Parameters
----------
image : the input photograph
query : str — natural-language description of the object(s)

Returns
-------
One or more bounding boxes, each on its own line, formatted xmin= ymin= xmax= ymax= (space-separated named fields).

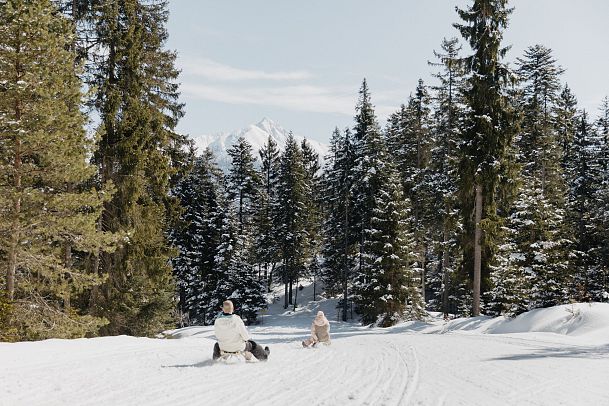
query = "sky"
xmin=166 ymin=0 xmax=609 ymax=143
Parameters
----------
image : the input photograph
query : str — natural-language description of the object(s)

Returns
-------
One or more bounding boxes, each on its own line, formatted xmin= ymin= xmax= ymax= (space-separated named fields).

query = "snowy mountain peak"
xmin=193 ymin=119 xmax=328 ymax=170
xmin=256 ymin=117 xmax=277 ymax=131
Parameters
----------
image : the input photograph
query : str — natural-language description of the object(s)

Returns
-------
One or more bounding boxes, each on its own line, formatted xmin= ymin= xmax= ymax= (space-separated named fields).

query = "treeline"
xmin=0 ymin=0 xmax=191 ymax=340
xmin=170 ymin=135 xmax=322 ymax=326
xmin=173 ymin=0 xmax=609 ymax=328
xmin=1 ymin=0 xmax=608 ymax=341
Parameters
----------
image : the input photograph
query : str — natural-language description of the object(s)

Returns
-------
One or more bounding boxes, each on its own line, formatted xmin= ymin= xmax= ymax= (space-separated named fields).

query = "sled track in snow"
xmin=400 ymin=345 xmax=420 ymax=405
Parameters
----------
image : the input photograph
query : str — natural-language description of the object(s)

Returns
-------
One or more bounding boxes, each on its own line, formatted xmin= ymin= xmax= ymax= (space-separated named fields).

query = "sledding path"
xmin=2 ymin=284 xmax=609 ymax=405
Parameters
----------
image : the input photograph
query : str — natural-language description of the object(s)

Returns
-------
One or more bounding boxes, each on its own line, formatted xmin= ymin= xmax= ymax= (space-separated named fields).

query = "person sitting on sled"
xmin=213 ymin=300 xmax=270 ymax=361
xmin=302 ymin=310 xmax=331 ymax=347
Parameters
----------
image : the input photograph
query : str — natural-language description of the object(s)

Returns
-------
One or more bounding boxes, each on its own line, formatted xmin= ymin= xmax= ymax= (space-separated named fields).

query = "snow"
xmin=192 ymin=118 xmax=329 ymax=170
xmin=2 ymin=284 xmax=609 ymax=405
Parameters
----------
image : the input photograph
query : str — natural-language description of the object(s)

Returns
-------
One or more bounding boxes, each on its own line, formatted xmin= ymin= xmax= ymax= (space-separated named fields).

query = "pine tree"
xmin=426 ymin=37 xmax=465 ymax=316
xmin=275 ymin=133 xmax=308 ymax=308
xmin=357 ymin=165 xmax=423 ymax=326
xmin=566 ymin=111 xmax=605 ymax=301
xmin=301 ymin=139 xmax=322 ymax=265
xmin=502 ymin=44 xmax=571 ymax=310
xmin=255 ymin=136 xmax=280 ymax=287
xmin=555 ymin=85 xmax=579 ymax=170
xmin=387 ymin=80 xmax=434 ymax=305
xmin=593 ymin=98 xmax=609 ymax=299
xmin=227 ymin=136 xmax=260 ymax=235
xmin=516 ymin=45 xmax=566 ymax=201
xmin=90 ymin=0 xmax=186 ymax=336
xmin=170 ymin=150 xmax=224 ymax=325
xmin=350 ymin=80 xmax=389 ymax=318
xmin=454 ymin=0 xmax=518 ymax=315
xmin=321 ymin=128 xmax=356 ymax=298
xmin=213 ymin=206 xmax=266 ymax=325
xmin=0 ymin=0 xmax=114 ymax=339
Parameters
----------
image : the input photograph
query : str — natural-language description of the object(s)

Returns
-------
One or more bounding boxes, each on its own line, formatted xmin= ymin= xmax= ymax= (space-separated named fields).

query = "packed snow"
xmin=2 ymin=282 xmax=609 ymax=406
xmin=193 ymin=117 xmax=329 ymax=170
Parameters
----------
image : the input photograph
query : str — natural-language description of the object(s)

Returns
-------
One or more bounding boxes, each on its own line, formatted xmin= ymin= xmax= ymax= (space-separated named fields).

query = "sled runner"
xmin=215 ymin=350 xmax=259 ymax=364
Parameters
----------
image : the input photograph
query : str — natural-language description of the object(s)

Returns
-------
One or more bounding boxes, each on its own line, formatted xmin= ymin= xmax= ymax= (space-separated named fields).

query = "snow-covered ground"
xmin=2 ymin=282 xmax=609 ymax=406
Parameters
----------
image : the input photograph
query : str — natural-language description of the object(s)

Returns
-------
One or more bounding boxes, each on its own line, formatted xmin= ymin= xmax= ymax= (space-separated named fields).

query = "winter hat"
xmin=313 ymin=311 xmax=329 ymax=326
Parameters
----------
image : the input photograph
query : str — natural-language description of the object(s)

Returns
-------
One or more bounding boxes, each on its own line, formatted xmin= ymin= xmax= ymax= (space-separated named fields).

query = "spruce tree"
xmin=301 ymin=139 xmax=323 ymax=266
xmin=357 ymin=164 xmax=423 ymax=326
xmin=516 ymin=45 xmax=566 ymax=201
xmin=566 ymin=112 xmax=605 ymax=301
xmin=388 ymin=80 xmax=434 ymax=304
xmin=90 ymin=0 xmax=186 ymax=335
xmin=170 ymin=150 xmax=224 ymax=325
xmin=593 ymin=98 xmax=609 ymax=295
xmin=0 ymin=0 xmax=114 ymax=339
xmin=275 ymin=133 xmax=308 ymax=308
xmin=321 ymin=128 xmax=355 ymax=297
xmin=454 ymin=0 xmax=518 ymax=315
xmin=426 ymin=37 xmax=465 ymax=316
xmin=213 ymin=205 xmax=266 ymax=325
xmin=350 ymin=80 xmax=389 ymax=318
xmin=555 ymin=85 xmax=579 ymax=169
xmin=255 ymin=136 xmax=280 ymax=287
xmin=227 ymin=136 xmax=260 ymax=235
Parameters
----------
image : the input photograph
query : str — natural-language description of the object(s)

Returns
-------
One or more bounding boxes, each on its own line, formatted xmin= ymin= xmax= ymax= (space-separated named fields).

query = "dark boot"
xmin=213 ymin=342 xmax=221 ymax=360
xmin=247 ymin=340 xmax=269 ymax=361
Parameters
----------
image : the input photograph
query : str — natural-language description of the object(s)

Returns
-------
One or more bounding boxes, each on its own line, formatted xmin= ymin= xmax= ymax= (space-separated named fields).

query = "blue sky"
xmin=167 ymin=0 xmax=609 ymax=143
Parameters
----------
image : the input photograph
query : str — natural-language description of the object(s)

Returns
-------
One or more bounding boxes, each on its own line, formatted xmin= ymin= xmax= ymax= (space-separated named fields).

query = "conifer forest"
xmin=1 ymin=0 xmax=608 ymax=342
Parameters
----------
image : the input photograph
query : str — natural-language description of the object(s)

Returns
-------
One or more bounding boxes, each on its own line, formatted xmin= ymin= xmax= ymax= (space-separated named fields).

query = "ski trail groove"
xmin=401 ymin=345 xmax=419 ymax=405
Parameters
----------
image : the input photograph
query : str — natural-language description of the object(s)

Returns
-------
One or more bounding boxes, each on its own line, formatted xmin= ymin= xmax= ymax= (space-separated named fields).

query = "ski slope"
xmin=2 ymin=282 xmax=609 ymax=406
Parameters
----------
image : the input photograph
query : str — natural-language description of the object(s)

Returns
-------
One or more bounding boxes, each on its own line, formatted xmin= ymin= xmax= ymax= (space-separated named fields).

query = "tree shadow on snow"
xmin=487 ymin=344 xmax=609 ymax=361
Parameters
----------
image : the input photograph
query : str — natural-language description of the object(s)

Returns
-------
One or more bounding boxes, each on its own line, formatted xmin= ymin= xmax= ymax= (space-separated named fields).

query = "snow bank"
xmin=486 ymin=303 xmax=609 ymax=342
xmin=420 ymin=303 xmax=609 ymax=345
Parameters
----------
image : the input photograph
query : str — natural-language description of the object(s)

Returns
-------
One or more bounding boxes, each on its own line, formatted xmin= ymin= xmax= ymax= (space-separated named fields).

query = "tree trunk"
xmin=7 ymin=56 xmax=23 ymax=300
xmin=283 ymin=278 xmax=288 ymax=309
xmin=442 ymin=226 xmax=450 ymax=319
xmin=288 ymin=277 xmax=293 ymax=305
xmin=268 ymin=263 xmax=275 ymax=290
xmin=293 ymin=276 xmax=299 ymax=311
xmin=473 ymin=184 xmax=483 ymax=316
xmin=343 ymin=197 xmax=349 ymax=322
xmin=420 ymin=247 xmax=426 ymax=304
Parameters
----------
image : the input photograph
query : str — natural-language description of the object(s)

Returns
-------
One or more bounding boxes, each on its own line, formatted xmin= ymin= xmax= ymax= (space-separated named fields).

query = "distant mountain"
xmin=192 ymin=118 xmax=329 ymax=170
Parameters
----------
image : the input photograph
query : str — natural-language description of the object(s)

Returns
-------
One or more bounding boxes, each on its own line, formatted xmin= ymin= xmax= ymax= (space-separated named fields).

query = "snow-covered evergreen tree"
xmin=497 ymin=44 xmax=571 ymax=311
xmin=350 ymin=80 xmax=424 ymax=324
xmin=386 ymin=80 xmax=435 ymax=305
xmin=565 ymin=111 xmax=605 ymax=301
xmin=213 ymin=207 xmax=266 ymax=325
xmin=425 ymin=37 xmax=465 ymax=316
xmin=274 ymin=133 xmax=309 ymax=308
xmin=170 ymin=150 xmax=226 ymax=325
xmin=321 ymin=128 xmax=356 ymax=297
xmin=255 ymin=136 xmax=281 ymax=287
xmin=227 ymin=136 xmax=261 ymax=236
xmin=454 ymin=0 xmax=519 ymax=315
xmin=555 ymin=85 xmax=579 ymax=170
xmin=357 ymin=165 xmax=423 ymax=326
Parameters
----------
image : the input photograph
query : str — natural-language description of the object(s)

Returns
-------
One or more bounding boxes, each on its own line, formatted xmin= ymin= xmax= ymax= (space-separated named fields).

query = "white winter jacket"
xmin=214 ymin=313 xmax=250 ymax=352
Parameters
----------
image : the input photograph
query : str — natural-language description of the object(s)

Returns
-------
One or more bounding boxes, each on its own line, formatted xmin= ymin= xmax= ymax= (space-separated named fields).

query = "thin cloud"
xmin=182 ymin=82 xmax=399 ymax=117
xmin=181 ymin=83 xmax=352 ymax=114
xmin=180 ymin=57 xmax=313 ymax=81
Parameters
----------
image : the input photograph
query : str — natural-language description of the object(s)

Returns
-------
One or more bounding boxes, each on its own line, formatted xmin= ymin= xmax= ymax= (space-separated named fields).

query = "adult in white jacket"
xmin=213 ymin=300 xmax=270 ymax=361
